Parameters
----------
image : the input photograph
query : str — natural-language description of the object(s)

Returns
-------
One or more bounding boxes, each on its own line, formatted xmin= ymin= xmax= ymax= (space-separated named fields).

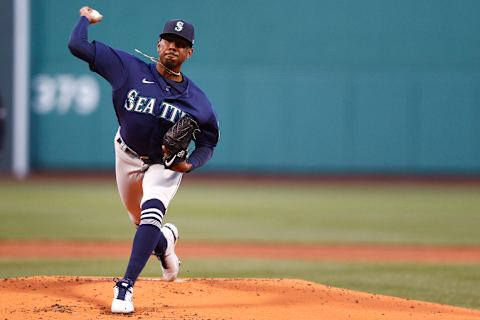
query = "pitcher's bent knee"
xmin=139 ymin=199 xmax=166 ymax=229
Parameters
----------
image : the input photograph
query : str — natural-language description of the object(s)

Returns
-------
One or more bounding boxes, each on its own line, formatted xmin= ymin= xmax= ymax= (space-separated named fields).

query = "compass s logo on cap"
xmin=175 ymin=21 xmax=184 ymax=31
xmin=160 ymin=19 xmax=195 ymax=47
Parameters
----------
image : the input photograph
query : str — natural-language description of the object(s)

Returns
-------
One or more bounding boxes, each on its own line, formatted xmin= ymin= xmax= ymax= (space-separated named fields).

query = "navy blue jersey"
xmin=69 ymin=17 xmax=219 ymax=169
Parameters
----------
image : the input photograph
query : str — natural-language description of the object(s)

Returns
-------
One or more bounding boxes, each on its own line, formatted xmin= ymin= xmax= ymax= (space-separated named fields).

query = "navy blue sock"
xmin=154 ymin=233 xmax=168 ymax=256
xmin=124 ymin=199 xmax=167 ymax=284
xmin=124 ymin=224 xmax=160 ymax=284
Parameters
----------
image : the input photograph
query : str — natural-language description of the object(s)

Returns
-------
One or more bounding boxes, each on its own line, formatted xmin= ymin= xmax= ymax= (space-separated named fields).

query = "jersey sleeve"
xmin=196 ymin=112 xmax=219 ymax=148
xmin=188 ymin=145 xmax=213 ymax=171
xmin=187 ymin=112 xmax=219 ymax=171
xmin=89 ymin=41 xmax=128 ymax=90
xmin=68 ymin=17 xmax=127 ymax=90
xmin=68 ymin=17 xmax=95 ymax=62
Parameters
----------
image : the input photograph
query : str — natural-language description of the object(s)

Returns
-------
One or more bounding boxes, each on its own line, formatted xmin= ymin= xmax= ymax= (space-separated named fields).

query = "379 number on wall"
xmin=32 ymin=74 xmax=100 ymax=115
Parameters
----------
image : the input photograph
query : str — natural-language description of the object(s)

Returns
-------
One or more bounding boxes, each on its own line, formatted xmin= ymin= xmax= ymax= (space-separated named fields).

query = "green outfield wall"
xmin=0 ymin=1 xmax=13 ymax=171
xmin=29 ymin=0 xmax=480 ymax=173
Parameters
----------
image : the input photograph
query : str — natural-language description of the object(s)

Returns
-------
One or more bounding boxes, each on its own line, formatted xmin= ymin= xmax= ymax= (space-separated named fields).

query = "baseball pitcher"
xmin=68 ymin=6 xmax=219 ymax=314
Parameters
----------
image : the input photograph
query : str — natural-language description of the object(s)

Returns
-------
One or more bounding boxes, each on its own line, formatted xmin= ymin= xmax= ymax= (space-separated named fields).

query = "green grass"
xmin=1 ymin=178 xmax=479 ymax=310
xmin=0 ymin=258 xmax=479 ymax=310
xmin=0 ymin=179 xmax=479 ymax=244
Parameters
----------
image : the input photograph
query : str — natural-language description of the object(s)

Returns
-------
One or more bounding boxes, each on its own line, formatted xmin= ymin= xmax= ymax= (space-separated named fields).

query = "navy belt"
xmin=116 ymin=137 xmax=152 ymax=164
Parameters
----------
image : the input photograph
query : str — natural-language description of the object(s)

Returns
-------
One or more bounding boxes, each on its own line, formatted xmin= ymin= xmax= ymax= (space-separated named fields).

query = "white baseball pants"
xmin=114 ymin=129 xmax=183 ymax=225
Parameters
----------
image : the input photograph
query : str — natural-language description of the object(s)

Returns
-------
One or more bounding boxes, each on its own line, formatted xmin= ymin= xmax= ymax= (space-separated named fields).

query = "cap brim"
xmin=160 ymin=32 xmax=193 ymax=47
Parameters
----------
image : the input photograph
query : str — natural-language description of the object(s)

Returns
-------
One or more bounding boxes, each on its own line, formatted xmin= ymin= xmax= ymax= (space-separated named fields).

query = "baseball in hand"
xmin=90 ymin=9 xmax=103 ymax=21
xmin=79 ymin=6 xmax=103 ymax=24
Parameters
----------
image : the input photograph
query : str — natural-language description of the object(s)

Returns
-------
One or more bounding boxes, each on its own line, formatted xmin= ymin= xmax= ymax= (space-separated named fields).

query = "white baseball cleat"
xmin=111 ymin=278 xmax=134 ymax=314
xmin=159 ymin=223 xmax=180 ymax=281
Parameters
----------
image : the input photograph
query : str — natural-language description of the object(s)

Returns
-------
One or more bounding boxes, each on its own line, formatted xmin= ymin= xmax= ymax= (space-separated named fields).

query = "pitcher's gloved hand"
xmin=162 ymin=115 xmax=200 ymax=170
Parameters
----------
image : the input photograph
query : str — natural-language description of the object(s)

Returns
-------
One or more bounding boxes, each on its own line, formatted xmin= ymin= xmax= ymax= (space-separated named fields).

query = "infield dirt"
xmin=2 ymin=241 xmax=480 ymax=319
xmin=2 ymin=276 xmax=480 ymax=320
xmin=2 ymin=241 xmax=480 ymax=262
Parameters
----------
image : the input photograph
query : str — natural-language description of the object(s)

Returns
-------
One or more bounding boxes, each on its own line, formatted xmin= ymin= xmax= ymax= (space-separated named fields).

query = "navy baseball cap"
xmin=160 ymin=19 xmax=195 ymax=47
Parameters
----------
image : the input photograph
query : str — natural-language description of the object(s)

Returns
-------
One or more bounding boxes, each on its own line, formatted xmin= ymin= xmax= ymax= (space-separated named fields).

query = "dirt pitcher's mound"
xmin=1 ymin=276 xmax=479 ymax=320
